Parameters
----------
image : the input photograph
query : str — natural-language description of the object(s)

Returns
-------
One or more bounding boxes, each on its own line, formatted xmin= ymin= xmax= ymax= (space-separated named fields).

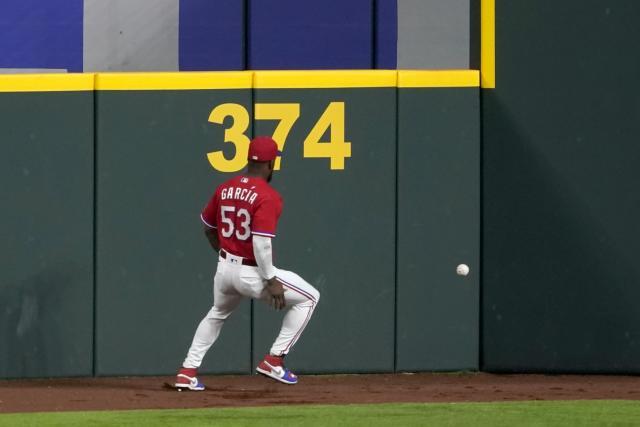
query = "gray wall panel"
xmin=398 ymin=0 xmax=470 ymax=69
xmin=83 ymin=0 xmax=179 ymax=72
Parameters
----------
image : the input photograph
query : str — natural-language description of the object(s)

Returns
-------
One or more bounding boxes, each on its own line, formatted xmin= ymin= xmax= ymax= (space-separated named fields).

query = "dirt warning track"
xmin=2 ymin=373 xmax=640 ymax=413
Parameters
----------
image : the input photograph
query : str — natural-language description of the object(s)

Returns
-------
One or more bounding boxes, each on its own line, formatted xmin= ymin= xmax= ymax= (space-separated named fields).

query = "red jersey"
xmin=201 ymin=175 xmax=282 ymax=261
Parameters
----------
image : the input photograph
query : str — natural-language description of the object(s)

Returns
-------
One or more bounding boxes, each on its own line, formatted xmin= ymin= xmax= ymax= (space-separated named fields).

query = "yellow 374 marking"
xmin=206 ymin=103 xmax=251 ymax=173
xmin=303 ymin=102 xmax=351 ymax=170
xmin=254 ymin=103 xmax=300 ymax=171
xmin=207 ymin=102 xmax=351 ymax=173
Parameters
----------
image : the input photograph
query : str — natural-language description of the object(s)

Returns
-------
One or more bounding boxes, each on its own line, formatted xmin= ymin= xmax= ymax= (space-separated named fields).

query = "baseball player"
xmin=175 ymin=136 xmax=320 ymax=390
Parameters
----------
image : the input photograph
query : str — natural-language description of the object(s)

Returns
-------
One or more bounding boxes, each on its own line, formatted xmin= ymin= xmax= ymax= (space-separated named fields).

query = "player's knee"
xmin=207 ymin=306 xmax=232 ymax=320
xmin=310 ymin=287 xmax=320 ymax=304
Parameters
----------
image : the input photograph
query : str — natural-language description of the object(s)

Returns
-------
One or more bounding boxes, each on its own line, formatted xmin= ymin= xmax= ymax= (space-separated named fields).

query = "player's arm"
xmin=204 ymin=225 xmax=220 ymax=252
xmin=253 ymin=235 xmax=276 ymax=280
xmin=252 ymin=196 xmax=285 ymax=309
xmin=201 ymin=189 xmax=220 ymax=253
xmin=253 ymin=236 xmax=285 ymax=310
xmin=251 ymin=196 xmax=279 ymax=280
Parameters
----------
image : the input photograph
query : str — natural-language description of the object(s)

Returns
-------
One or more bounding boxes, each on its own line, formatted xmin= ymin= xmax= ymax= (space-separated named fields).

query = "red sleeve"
xmin=201 ymin=189 xmax=219 ymax=229
xmin=251 ymin=196 xmax=281 ymax=238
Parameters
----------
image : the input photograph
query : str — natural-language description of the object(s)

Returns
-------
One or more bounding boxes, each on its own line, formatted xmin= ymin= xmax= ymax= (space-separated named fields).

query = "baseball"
xmin=456 ymin=264 xmax=470 ymax=276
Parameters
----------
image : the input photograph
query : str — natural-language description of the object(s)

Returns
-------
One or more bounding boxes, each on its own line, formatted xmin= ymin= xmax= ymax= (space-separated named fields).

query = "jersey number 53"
xmin=220 ymin=206 xmax=251 ymax=241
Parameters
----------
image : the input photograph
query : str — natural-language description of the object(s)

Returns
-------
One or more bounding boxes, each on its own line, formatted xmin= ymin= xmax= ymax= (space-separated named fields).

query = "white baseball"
xmin=456 ymin=264 xmax=470 ymax=276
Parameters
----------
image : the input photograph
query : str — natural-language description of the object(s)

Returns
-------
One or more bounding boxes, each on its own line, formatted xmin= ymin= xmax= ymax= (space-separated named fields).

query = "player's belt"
xmin=219 ymin=249 xmax=258 ymax=267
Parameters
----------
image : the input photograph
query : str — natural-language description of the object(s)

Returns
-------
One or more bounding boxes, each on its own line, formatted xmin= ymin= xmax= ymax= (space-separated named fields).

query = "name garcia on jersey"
xmin=220 ymin=186 xmax=259 ymax=205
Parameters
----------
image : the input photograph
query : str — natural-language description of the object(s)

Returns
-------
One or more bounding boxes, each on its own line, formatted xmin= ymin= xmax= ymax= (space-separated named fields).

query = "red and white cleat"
xmin=175 ymin=367 xmax=205 ymax=391
xmin=256 ymin=355 xmax=298 ymax=385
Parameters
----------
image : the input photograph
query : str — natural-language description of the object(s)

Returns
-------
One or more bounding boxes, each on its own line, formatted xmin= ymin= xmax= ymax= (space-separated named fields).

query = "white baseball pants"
xmin=182 ymin=254 xmax=320 ymax=369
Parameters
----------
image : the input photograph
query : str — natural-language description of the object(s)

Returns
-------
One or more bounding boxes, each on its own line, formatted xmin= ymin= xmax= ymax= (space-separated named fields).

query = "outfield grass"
xmin=1 ymin=400 xmax=639 ymax=427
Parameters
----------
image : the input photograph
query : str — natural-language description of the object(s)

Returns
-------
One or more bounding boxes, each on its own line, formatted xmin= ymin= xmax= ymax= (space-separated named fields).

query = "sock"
xmin=265 ymin=354 xmax=283 ymax=366
xmin=179 ymin=367 xmax=197 ymax=377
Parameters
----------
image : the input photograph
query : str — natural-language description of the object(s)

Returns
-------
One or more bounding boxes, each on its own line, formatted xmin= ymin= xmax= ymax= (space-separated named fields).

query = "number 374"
xmin=207 ymin=102 xmax=351 ymax=172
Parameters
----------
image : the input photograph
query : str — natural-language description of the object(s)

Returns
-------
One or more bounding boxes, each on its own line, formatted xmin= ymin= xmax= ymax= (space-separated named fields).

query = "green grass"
xmin=1 ymin=400 xmax=640 ymax=427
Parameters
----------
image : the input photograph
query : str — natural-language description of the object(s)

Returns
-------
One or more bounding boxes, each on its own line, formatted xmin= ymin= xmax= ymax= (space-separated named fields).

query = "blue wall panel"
xmin=179 ymin=0 xmax=245 ymax=71
xmin=0 ymin=0 xmax=83 ymax=71
xmin=248 ymin=0 xmax=373 ymax=69
xmin=375 ymin=0 xmax=397 ymax=68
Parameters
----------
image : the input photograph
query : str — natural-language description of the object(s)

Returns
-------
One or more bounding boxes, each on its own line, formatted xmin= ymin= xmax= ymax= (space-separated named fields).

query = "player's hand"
xmin=266 ymin=277 xmax=286 ymax=310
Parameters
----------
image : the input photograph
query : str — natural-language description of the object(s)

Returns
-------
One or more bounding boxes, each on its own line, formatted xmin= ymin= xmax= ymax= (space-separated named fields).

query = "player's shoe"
xmin=256 ymin=354 xmax=298 ymax=385
xmin=175 ymin=367 xmax=205 ymax=391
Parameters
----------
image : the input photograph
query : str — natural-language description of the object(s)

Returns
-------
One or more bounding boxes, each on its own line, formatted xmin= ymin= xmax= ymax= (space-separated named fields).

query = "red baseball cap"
xmin=248 ymin=136 xmax=281 ymax=162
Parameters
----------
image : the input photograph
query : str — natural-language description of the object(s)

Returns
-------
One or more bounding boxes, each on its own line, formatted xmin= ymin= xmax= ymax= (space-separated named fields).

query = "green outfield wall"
xmin=93 ymin=73 xmax=254 ymax=376
xmin=482 ymin=0 xmax=640 ymax=372
xmin=0 ymin=70 xmax=479 ymax=378
xmin=5 ymin=1 xmax=639 ymax=379
xmin=397 ymin=72 xmax=480 ymax=371
xmin=251 ymin=72 xmax=398 ymax=373
xmin=0 ymin=75 xmax=94 ymax=378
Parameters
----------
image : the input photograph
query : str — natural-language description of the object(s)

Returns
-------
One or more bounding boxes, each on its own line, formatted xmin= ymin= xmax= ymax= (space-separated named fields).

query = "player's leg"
xmin=270 ymin=269 xmax=320 ymax=355
xmin=181 ymin=292 xmax=243 ymax=369
xmin=176 ymin=262 xmax=242 ymax=390
xmin=237 ymin=264 xmax=270 ymax=299
xmin=256 ymin=268 xmax=320 ymax=385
